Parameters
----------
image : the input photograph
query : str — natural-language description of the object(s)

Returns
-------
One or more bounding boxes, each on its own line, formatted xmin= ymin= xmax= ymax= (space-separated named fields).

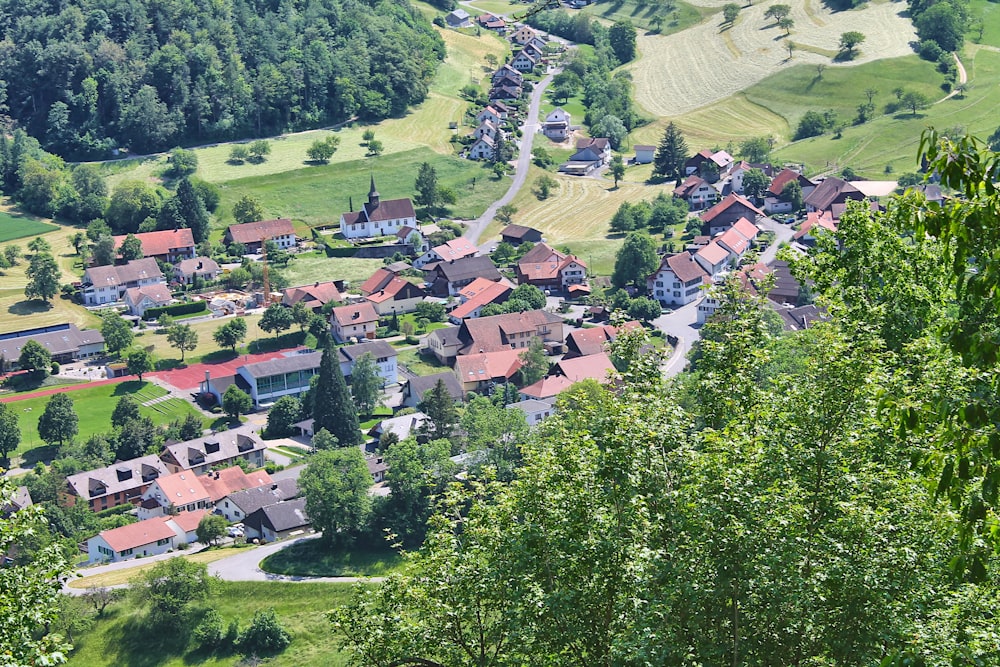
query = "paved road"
xmin=465 ymin=70 xmax=556 ymax=246
xmin=756 ymin=215 xmax=796 ymax=265
xmin=652 ymin=300 xmax=702 ymax=378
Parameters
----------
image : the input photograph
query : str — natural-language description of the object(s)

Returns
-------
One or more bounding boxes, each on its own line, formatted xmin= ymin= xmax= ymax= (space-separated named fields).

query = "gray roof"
xmin=406 ymin=371 xmax=464 ymax=403
xmin=65 ymin=455 xmax=169 ymax=501
xmin=427 ymin=326 xmax=463 ymax=348
xmin=246 ymin=497 xmax=310 ymax=533
xmin=435 ymin=256 xmax=501 ymax=283
xmin=161 ymin=427 xmax=266 ymax=470
xmin=176 ymin=256 xmax=220 ymax=275
xmin=0 ymin=323 xmax=104 ymax=361
xmin=225 ymin=479 xmax=299 ymax=516
xmin=507 ymin=398 xmax=555 ymax=415
xmin=240 ymin=351 xmax=322 ymax=379
xmin=338 ymin=340 xmax=397 ymax=363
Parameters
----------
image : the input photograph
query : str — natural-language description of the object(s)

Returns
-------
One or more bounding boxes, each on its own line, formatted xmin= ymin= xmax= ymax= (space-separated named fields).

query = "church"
xmin=339 ymin=176 xmax=418 ymax=239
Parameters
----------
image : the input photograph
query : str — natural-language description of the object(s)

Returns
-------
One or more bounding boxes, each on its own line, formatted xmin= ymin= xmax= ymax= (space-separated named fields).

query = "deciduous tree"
xmin=213 ymin=317 xmax=247 ymax=352
xmin=300 ymin=447 xmax=372 ymax=546
xmin=232 ymin=195 xmax=264 ymax=224
xmin=18 ymin=340 xmax=52 ymax=375
xmin=0 ymin=402 xmax=20 ymax=464
xmin=260 ymin=303 xmax=293 ymax=338
xmin=612 ymin=231 xmax=659 ymax=289
xmin=166 ymin=324 xmax=198 ymax=362
xmin=127 ymin=348 xmax=154 ymax=381
xmin=196 ymin=514 xmax=227 ymax=546
xmin=101 ymin=312 xmax=134 ymax=357
xmin=350 ymin=353 xmax=383 ymax=418
xmin=222 ymin=385 xmax=252 ymax=421
xmin=38 ymin=393 xmax=78 ymax=446
xmin=25 ymin=252 xmax=59 ymax=302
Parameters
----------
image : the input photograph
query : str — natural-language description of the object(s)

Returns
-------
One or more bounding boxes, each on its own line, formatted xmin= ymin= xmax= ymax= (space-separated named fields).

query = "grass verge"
xmin=69 ymin=544 xmax=258 ymax=589
xmin=260 ymin=538 xmax=404 ymax=578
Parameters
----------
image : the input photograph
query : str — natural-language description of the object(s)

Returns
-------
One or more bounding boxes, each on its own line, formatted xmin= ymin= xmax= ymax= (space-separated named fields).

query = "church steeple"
xmin=367 ymin=174 xmax=380 ymax=208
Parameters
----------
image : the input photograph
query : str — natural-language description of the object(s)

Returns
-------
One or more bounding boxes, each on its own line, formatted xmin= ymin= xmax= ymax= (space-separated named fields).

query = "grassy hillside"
xmin=65 ymin=581 xmax=359 ymax=667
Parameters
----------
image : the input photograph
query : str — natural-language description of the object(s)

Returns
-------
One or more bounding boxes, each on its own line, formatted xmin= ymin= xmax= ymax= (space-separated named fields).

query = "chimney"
xmin=314 ymin=282 xmax=319 ymax=287
xmin=205 ymin=370 xmax=210 ymax=383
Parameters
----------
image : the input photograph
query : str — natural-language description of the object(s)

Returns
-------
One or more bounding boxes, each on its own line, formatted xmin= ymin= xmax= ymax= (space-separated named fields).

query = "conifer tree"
xmin=176 ymin=177 xmax=210 ymax=243
xmin=418 ymin=379 xmax=460 ymax=442
xmin=653 ymin=122 xmax=689 ymax=181
xmin=312 ymin=336 xmax=362 ymax=447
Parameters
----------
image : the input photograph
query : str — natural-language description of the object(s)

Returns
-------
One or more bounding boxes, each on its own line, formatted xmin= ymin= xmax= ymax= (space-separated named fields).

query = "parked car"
xmin=227 ymin=523 xmax=244 ymax=537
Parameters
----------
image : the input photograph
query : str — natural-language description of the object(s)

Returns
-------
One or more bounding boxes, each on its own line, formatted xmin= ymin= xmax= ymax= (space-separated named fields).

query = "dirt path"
xmin=936 ymin=52 xmax=968 ymax=103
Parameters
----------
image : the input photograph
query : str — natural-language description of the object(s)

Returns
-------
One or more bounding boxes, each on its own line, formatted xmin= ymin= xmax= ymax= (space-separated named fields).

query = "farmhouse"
xmin=281 ymin=281 xmax=344 ymax=311
xmin=501 ymin=224 xmax=544 ymax=246
xmin=338 ymin=339 xmax=398 ymax=386
xmin=339 ymin=177 xmax=418 ymax=239
xmin=478 ymin=13 xmax=506 ymax=30
xmin=449 ymin=277 xmax=514 ymax=322
xmin=700 ymin=194 xmax=764 ymax=235
xmin=224 ymin=218 xmax=297 ymax=252
xmin=455 ymin=349 xmax=523 ymax=393
xmin=674 ymin=175 xmax=718 ymax=210
xmin=0 ymin=323 xmax=105 ymax=371
xmin=804 ymin=177 xmax=866 ymax=214
xmin=647 ymin=253 xmax=710 ymax=306
xmin=174 ymin=257 xmax=221 ymax=284
xmin=428 ymin=255 xmax=503 ymax=296
xmin=161 ymin=428 xmax=267 ymax=474
xmin=559 ymin=138 xmax=611 ymax=175
xmin=764 ymin=168 xmax=816 ymax=214
xmin=64 ymin=455 xmax=169 ymax=511
xmin=543 ymin=108 xmax=571 ymax=141
xmin=330 ymin=302 xmax=380 ymax=342
xmin=402 ymin=371 xmax=464 ymax=408
xmin=112 ymin=228 xmax=195 ymax=263
xmin=82 ymin=257 xmax=164 ymax=305
xmin=515 ymin=243 xmax=587 ymax=292
xmin=563 ymin=321 xmax=640 ymax=359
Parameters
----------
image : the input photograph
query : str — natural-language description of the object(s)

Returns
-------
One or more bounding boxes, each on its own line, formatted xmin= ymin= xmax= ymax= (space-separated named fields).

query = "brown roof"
xmin=663 ymin=253 xmax=709 ymax=284
xmin=674 ymin=175 xmax=710 ymax=198
xmin=363 ymin=197 xmax=416 ymax=223
xmin=331 ymin=302 xmax=379 ymax=327
xmin=359 ymin=268 xmax=397 ymax=296
xmin=282 ymin=281 xmax=343 ymax=307
xmin=112 ymin=229 xmax=194 ymax=258
xmin=803 ymin=177 xmax=863 ymax=212
xmin=460 ymin=309 xmax=562 ymax=354
xmin=576 ymin=137 xmax=610 ymax=152
xmin=501 ymin=224 xmax=541 ymax=240
xmin=455 ymin=349 xmax=523 ymax=383
xmin=564 ymin=322 xmax=639 ymax=358
xmin=366 ymin=277 xmax=422 ymax=304
xmin=701 ymin=194 xmax=763 ymax=224
xmin=435 ymin=256 xmax=502 ymax=284
xmin=125 ymin=284 xmax=173 ymax=306
xmin=553 ymin=351 xmax=615 ymax=383
xmin=226 ymin=219 xmax=296 ymax=245
xmin=99 ymin=516 xmax=177 ymax=552
xmin=767 ymin=168 xmax=812 ymax=197
xmin=176 ymin=257 xmax=220 ymax=276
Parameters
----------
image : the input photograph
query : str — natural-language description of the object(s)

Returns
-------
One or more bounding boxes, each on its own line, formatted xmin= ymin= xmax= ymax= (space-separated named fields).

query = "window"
xmin=122 ymin=548 xmax=134 ymax=556
xmin=156 ymin=538 xmax=170 ymax=546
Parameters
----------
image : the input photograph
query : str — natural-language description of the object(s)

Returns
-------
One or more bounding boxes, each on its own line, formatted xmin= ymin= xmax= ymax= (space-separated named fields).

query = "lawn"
xmin=281 ymin=252 xmax=387 ymax=291
xmin=968 ymin=0 xmax=1000 ymax=48
xmin=579 ymin=0 xmax=710 ymax=33
xmin=64 ymin=581 xmax=360 ymax=667
xmin=260 ymin=538 xmax=405 ymax=577
xmin=8 ymin=380 xmax=207 ymax=461
xmin=69 ymin=544 xmax=260 ymax=589
xmin=0 ymin=210 xmax=59 ymax=242
xmin=397 ymin=347 xmax=450 ymax=376
xmin=213 ymin=148 xmax=508 ymax=230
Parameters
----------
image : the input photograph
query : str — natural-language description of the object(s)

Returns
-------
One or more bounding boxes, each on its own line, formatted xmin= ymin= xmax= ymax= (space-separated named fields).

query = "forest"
xmin=0 ymin=0 xmax=446 ymax=158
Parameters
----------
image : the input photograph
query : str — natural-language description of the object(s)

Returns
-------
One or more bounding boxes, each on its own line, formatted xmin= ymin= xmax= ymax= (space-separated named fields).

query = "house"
xmin=724 ymin=160 xmax=768 ymax=196
xmin=3 ymin=486 xmax=32 ymax=516
xmin=138 ymin=470 xmax=210 ymax=518
xmin=112 ymin=228 xmax=195 ymax=263
xmin=634 ymin=145 xmax=655 ymax=164
xmin=501 ymin=224 xmax=543 ymax=246
xmin=476 ymin=105 xmax=505 ymax=126
xmin=522 ymin=38 xmax=546 ymax=59
xmin=514 ymin=243 xmax=587 ymax=292
xmin=519 ymin=352 xmax=616 ymax=400
xmin=338 ymin=339 xmax=398 ymax=386
xmin=793 ymin=211 xmax=838 ymax=246
xmin=459 ymin=309 xmax=564 ymax=355
xmin=445 ymin=8 xmax=471 ymax=26
xmin=804 ymin=177 xmax=866 ymax=214
xmin=468 ymin=135 xmax=496 ymax=161
xmin=511 ymin=50 xmax=538 ymax=72
xmin=510 ymin=25 xmax=539 ymax=45
xmin=507 ymin=398 xmax=556 ymax=426
xmin=674 ymin=175 xmax=718 ymax=210
xmin=563 ymin=321 xmax=640 ymax=359
xmin=340 ymin=176 xmax=418 ymax=240
xmin=88 ymin=515 xmax=179 ymax=563
xmin=174 ymin=257 xmax=221 ymax=284
xmin=701 ymin=194 xmax=764 ymax=235
xmin=543 ymin=108 xmax=571 ymax=141
xmin=217 ymin=478 xmax=299 ymax=523
xmin=684 ymin=149 xmax=733 ymax=177
xmin=415 ymin=236 xmax=480 ymax=269
xmin=359 ymin=268 xmax=399 ymax=296
xmin=371 ymin=412 xmax=428 ymax=443
xmin=693 ymin=241 xmax=731 ymax=278
xmin=478 ymin=13 xmax=506 ymax=30
xmin=759 ymin=260 xmax=804 ymax=305
xmin=281 ymin=281 xmax=344 ymax=311
xmin=124 ymin=284 xmax=174 ymax=318
xmin=474 ymin=119 xmax=503 ymax=142
xmin=764 ymin=169 xmax=816 ymax=214
xmin=493 ymin=75 xmax=522 ymax=91
xmin=647 ymin=253 xmax=710 ymax=306
xmin=489 ymin=85 xmax=521 ymax=101
xmin=715 ymin=218 xmax=759 ymax=261
xmin=82 ymin=257 xmax=164 ymax=305
xmin=330 ymin=302 xmax=380 ymax=342
xmin=449 ymin=278 xmax=514 ymax=322
xmin=224 ymin=218 xmax=297 ymax=252
xmin=771 ymin=302 xmax=828 ymax=331
xmin=429 ymin=256 xmax=503 ymax=297
xmin=199 ymin=467 xmax=274 ymax=505
xmin=0 ymin=323 xmax=105 ymax=371
xmin=64 ymin=455 xmax=169 ymax=511
xmin=243 ymin=497 xmax=311 ymax=542
xmin=401 ymin=371 xmax=465 ymax=408
xmin=455 ymin=349 xmax=523 ymax=392
xmin=396 ymin=225 xmax=426 ymax=254
xmin=426 ymin=326 xmax=465 ymax=364
xmin=160 ymin=428 xmax=267 ymax=474
xmin=237 ymin=352 xmax=321 ymax=406
xmin=559 ymin=137 xmax=612 ymax=175
xmin=365 ymin=277 xmax=425 ymax=315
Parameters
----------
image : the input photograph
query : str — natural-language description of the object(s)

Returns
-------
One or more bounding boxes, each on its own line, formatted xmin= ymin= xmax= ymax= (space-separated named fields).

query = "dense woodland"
xmin=0 ymin=0 xmax=445 ymax=158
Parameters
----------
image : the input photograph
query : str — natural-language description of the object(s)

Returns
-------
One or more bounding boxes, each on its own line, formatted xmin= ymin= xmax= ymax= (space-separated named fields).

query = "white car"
xmin=227 ymin=523 xmax=244 ymax=537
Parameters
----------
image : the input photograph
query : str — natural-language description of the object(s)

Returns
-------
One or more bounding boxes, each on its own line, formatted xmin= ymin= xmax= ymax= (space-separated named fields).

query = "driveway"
xmin=207 ymin=534 xmax=382 ymax=584
xmin=651 ymin=300 xmax=702 ymax=378
xmin=756 ymin=215 xmax=796 ymax=265
xmin=465 ymin=69 xmax=557 ymax=245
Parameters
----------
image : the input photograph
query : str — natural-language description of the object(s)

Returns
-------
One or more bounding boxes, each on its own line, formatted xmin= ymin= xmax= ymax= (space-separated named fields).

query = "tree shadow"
xmin=112 ymin=380 xmax=148 ymax=396
xmin=20 ymin=444 xmax=59 ymax=467
xmin=248 ymin=331 xmax=306 ymax=354
xmin=201 ymin=350 xmax=239 ymax=364
xmin=8 ymin=300 xmax=54 ymax=316
xmin=106 ymin=614 xmax=191 ymax=667
xmin=155 ymin=359 xmax=186 ymax=371
xmin=833 ymin=50 xmax=856 ymax=62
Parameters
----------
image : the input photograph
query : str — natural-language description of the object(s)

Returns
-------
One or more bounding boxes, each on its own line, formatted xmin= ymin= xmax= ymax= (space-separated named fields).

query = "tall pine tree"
xmin=653 ymin=122 xmax=689 ymax=182
xmin=176 ymin=177 xmax=210 ymax=243
xmin=312 ymin=336 xmax=362 ymax=447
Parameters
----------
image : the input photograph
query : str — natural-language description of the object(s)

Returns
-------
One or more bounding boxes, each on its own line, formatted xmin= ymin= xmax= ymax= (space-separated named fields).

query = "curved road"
xmin=465 ymin=70 xmax=556 ymax=245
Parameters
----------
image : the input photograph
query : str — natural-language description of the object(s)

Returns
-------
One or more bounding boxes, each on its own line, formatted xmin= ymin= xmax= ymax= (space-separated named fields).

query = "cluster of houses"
xmin=80 ymin=219 xmax=299 ymax=317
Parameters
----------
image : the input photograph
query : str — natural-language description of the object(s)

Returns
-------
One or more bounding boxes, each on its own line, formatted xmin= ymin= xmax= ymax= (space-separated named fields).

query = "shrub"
xmin=194 ymin=609 xmax=225 ymax=649
xmin=918 ymin=39 xmax=943 ymax=61
xmin=237 ymin=608 xmax=291 ymax=654
xmin=143 ymin=300 xmax=208 ymax=321
xmin=50 ymin=362 xmax=60 ymax=375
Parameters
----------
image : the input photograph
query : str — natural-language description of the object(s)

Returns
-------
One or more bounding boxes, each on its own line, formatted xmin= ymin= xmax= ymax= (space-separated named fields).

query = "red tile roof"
xmin=359 ymin=268 xmax=396 ymax=296
xmin=282 ymin=282 xmax=343 ymax=308
xmin=366 ymin=277 xmax=417 ymax=303
xmin=450 ymin=279 xmax=513 ymax=319
xmin=226 ymin=219 xmax=295 ymax=244
xmin=199 ymin=467 xmax=273 ymax=503
xmin=331 ymin=302 xmax=379 ymax=327
xmin=433 ymin=237 xmax=478 ymax=262
xmin=363 ymin=197 xmax=416 ymax=223
xmin=793 ymin=212 xmax=838 ymax=240
xmin=113 ymin=229 xmax=194 ymax=258
xmin=553 ymin=351 xmax=615 ymax=383
xmin=767 ymin=168 xmax=812 ymax=196
xmin=695 ymin=241 xmax=730 ymax=266
xmin=701 ymin=194 xmax=763 ymax=224
xmin=170 ymin=509 xmax=209 ymax=533
xmin=100 ymin=517 xmax=177 ymax=552
xmin=520 ymin=374 xmax=574 ymax=399
xmin=153 ymin=471 xmax=209 ymax=505
xmin=731 ymin=217 xmax=760 ymax=240
xmin=455 ymin=349 xmax=523 ymax=384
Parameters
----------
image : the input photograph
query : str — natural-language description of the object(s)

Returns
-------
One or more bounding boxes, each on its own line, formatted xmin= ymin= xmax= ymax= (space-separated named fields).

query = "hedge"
xmin=144 ymin=300 xmax=208 ymax=320
xmin=325 ymin=245 xmax=359 ymax=258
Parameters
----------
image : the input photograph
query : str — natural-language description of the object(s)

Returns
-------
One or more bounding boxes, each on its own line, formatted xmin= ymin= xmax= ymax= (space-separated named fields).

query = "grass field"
xmin=397 ymin=347 xmax=450 ymax=376
xmin=281 ymin=252 xmax=389 ymax=290
xmin=261 ymin=539 xmax=405 ymax=577
xmin=65 ymin=581 xmax=358 ymax=667
xmin=968 ymin=0 xmax=1000 ymax=48
xmin=579 ymin=0 xmax=712 ymax=33
xmin=0 ymin=211 xmax=59 ymax=242
xmin=8 ymin=380 xmax=208 ymax=461
xmin=70 ymin=544 xmax=260 ymax=589
xmin=628 ymin=0 xmax=917 ymax=118
xmin=136 ymin=313 xmax=271 ymax=363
